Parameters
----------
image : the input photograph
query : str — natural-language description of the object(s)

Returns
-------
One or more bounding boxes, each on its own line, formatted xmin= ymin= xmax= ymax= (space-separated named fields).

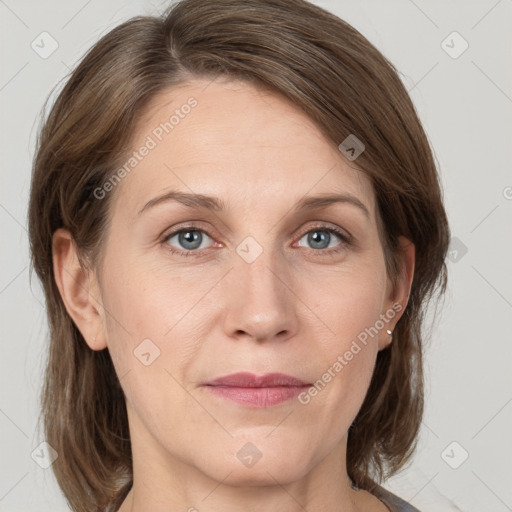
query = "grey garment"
xmin=371 ymin=483 xmax=422 ymax=512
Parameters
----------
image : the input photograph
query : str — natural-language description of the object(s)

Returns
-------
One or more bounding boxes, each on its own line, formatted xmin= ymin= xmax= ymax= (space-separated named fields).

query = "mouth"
xmin=201 ymin=372 xmax=312 ymax=408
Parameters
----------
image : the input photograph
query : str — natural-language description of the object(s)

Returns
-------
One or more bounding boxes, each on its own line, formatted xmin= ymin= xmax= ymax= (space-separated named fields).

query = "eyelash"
xmin=161 ymin=223 xmax=352 ymax=258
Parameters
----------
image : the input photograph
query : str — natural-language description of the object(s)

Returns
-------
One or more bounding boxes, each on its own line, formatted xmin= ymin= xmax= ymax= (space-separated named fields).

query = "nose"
xmin=222 ymin=243 xmax=299 ymax=344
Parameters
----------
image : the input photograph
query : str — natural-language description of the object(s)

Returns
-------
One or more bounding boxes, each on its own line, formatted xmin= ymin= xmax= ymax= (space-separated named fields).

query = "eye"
xmin=163 ymin=227 xmax=214 ymax=255
xmin=161 ymin=223 xmax=351 ymax=258
xmin=295 ymin=225 xmax=351 ymax=253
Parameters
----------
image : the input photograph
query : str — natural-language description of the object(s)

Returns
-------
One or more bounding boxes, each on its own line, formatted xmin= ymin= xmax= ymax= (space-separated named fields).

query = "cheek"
xmin=298 ymin=261 xmax=387 ymax=415
xmin=306 ymin=261 xmax=388 ymax=348
xmin=101 ymin=250 xmax=194 ymax=334
xmin=99 ymin=262 xmax=206 ymax=431
xmin=99 ymin=257 xmax=216 ymax=382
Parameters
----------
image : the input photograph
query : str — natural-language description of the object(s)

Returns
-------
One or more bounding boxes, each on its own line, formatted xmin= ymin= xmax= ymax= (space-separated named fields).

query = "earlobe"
xmin=52 ymin=228 xmax=107 ymax=351
xmin=379 ymin=236 xmax=415 ymax=350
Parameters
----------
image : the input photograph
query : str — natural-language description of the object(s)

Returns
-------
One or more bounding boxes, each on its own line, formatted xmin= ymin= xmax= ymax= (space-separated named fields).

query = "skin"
xmin=53 ymin=77 xmax=415 ymax=512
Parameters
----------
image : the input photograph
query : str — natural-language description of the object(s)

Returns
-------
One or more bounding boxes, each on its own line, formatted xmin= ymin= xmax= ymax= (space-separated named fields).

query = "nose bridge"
xmin=239 ymin=236 xmax=284 ymax=297
xmin=223 ymin=232 xmax=297 ymax=341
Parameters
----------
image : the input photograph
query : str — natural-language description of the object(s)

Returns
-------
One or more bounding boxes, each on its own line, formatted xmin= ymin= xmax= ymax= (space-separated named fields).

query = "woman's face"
xmin=80 ymin=78 xmax=411 ymax=488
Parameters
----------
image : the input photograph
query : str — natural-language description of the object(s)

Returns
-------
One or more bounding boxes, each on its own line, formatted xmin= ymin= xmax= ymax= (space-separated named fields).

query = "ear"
xmin=378 ymin=235 xmax=415 ymax=350
xmin=52 ymin=228 xmax=107 ymax=351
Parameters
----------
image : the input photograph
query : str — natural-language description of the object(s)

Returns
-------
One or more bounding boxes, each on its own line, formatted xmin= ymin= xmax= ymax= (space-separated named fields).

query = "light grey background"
xmin=1 ymin=0 xmax=511 ymax=510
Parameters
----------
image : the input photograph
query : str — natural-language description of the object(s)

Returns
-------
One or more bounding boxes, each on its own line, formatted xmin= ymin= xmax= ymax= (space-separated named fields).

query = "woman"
xmin=28 ymin=0 xmax=450 ymax=511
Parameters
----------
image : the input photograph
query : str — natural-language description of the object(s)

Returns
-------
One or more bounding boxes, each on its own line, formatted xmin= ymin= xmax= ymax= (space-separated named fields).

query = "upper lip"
xmin=203 ymin=372 xmax=310 ymax=387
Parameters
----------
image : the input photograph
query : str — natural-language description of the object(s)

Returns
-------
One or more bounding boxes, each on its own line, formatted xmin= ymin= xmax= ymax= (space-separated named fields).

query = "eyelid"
xmin=295 ymin=222 xmax=353 ymax=244
xmin=161 ymin=220 xmax=213 ymax=239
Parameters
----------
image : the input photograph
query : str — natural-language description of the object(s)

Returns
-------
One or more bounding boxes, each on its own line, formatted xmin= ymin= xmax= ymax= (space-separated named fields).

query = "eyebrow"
xmin=137 ymin=190 xmax=370 ymax=218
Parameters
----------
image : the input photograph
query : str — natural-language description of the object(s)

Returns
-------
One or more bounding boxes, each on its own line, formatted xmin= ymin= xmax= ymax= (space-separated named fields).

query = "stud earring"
xmin=386 ymin=329 xmax=392 ymax=336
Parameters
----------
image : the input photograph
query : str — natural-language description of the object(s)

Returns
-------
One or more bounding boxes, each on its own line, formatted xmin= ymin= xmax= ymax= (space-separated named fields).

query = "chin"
xmin=222 ymin=463 xmax=308 ymax=488
xmin=199 ymin=442 xmax=313 ymax=487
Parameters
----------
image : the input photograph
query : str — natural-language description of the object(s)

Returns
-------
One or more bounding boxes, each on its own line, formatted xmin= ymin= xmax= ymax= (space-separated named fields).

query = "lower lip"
xmin=204 ymin=385 xmax=310 ymax=407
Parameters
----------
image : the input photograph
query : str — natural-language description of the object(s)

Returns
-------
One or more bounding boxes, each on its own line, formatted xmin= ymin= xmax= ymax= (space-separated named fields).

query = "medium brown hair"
xmin=28 ymin=0 xmax=450 ymax=510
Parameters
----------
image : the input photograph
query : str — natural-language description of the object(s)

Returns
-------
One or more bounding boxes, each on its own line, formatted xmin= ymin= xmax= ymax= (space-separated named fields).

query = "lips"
xmin=202 ymin=372 xmax=311 ymax=407
xmin=204 ymin=372 xmax=310 ymax=387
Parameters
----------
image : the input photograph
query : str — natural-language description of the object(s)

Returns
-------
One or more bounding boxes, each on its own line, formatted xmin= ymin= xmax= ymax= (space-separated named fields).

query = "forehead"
xmin=110 ymin=77 xmax=375 ymax=218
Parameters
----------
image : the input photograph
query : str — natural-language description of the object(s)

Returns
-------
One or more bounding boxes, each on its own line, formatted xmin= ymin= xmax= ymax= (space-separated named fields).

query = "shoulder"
xmin=370 ymin=483 xmax=422 ymax=512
